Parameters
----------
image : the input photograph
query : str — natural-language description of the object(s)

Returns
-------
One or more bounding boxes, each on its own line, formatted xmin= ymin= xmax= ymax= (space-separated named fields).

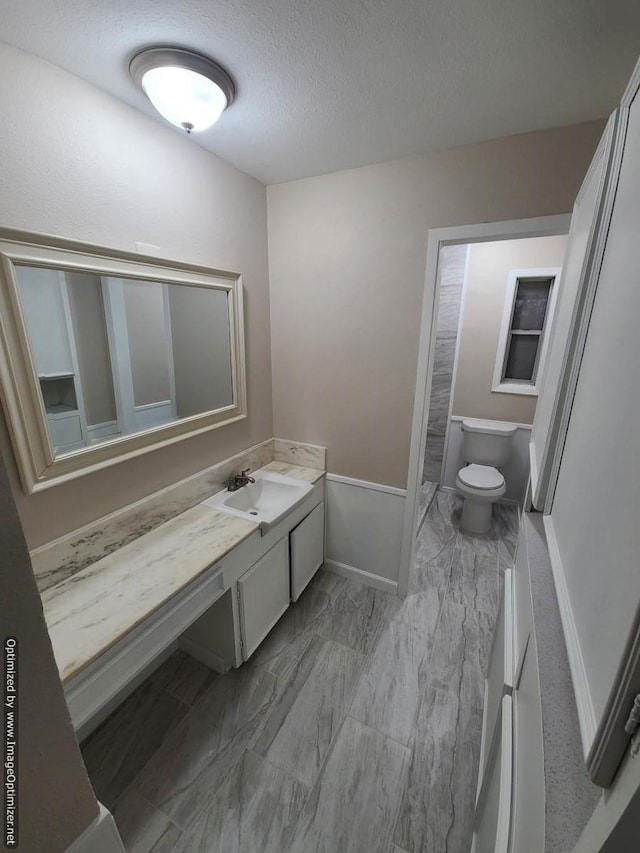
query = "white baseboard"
xmin=543 ymin=515 xmax=597 ymax=757
xmin=179 ymin=635 xmax=231 ymax=675
xmin=324 ymin=559 xmax=398 ymax=594
xmin=65 ymin=803 xmax=125 ymax=853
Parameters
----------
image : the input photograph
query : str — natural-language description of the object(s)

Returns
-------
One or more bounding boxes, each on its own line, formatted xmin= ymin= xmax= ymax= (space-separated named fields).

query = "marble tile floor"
xmin=81 ymin=490 xmax=519 ymax=853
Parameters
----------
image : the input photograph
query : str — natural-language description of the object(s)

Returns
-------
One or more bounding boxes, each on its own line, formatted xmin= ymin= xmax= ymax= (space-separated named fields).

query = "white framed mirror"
xmin=0 ymin=229 xmax=246 ymax=493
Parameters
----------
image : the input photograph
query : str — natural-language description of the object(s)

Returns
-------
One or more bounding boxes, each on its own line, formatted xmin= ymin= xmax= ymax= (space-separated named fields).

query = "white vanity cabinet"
xmin=181 ymin=482 xmax=325 ymax=673
xmin=237 ymin=537 xmax=290 ymax=659
xmin=237 ymin=499 xmax=325 ymax=657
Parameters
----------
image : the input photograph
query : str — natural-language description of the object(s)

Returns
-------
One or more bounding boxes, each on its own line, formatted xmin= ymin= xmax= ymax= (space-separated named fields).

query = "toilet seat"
xmin=457 ymin=464 xmax=504 ymax=491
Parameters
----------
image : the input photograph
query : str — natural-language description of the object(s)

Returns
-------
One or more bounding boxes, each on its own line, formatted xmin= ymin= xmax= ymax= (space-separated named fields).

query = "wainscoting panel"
xmin=325 ymin=474 xmax=405 ymax=589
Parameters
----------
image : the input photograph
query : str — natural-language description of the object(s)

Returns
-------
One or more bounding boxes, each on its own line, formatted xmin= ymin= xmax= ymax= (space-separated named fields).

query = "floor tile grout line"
xmin=245 ymin=746 xmax=313 ymax=794
xmin=278 ymin=710 xmax=358 ymax=853
xmin=384 ymin=738 xmax=414 ymax=853
xmin=347 ymin=619 xmax=435 ymax=751
xmin=111 ymin=778 xmax=186 ymax=844
xmin=283 ymin=711 xmax=414 ymax=853
xmin=139 ymin=665 xmax=281 ymax=833
xmin=343 ymin=713 xmax=414 ymax=752
xmin=424 ymin=519 xmax=460 ymax=674
xmin=253 ymin=632 xmax=370 ymax=795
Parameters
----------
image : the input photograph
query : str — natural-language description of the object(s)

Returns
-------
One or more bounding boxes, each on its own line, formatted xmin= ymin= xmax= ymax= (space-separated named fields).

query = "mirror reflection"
xmin=15 ymin=265 xmax=234 ymax=455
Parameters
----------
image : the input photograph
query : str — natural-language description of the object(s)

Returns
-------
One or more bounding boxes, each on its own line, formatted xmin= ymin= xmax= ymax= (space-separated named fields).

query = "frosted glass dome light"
xmin=130 ymin=48 xmax=235 ymax=134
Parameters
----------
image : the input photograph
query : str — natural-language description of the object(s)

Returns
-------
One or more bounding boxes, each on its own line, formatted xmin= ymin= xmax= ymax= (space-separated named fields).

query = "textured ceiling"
xmin=2 ymin=0 xmax=639 ymax=183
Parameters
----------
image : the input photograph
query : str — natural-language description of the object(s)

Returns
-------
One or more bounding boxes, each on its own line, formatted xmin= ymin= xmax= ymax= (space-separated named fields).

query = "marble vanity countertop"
xmin=42 ymin=462 xmax=324 ymax=685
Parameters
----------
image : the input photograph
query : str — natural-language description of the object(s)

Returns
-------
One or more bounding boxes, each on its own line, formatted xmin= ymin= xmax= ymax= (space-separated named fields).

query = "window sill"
xmin=492 ymin=382 xmax=539 ymax=397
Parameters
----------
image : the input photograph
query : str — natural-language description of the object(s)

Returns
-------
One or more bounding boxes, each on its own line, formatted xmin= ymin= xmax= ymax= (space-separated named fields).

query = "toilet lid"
xmin=458 ymin=464 xmax=504 ymax=490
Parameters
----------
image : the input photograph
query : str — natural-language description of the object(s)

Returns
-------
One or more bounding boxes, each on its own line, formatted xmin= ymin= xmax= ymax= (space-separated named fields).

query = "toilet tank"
xmin=461 ymin=418 xmax=517 ymax=467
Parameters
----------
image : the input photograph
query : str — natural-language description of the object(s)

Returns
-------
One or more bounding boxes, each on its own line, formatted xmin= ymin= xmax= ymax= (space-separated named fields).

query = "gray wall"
xmin=0 ymin=447 xmax=98 ymax=850
xmin=169 ymin=285 xmax=233 ymax=418
xmin=66 ymin=271 xmax=117 ymax=426
xmin=123 ymin=280 xmax=171 ymax=408
xmin=452 ymin=235 xmax=567 ymax=424
xmin=267 ymin=119 xmax=605 ymax=489
xmin=422 ymin=244 xmax=467 ymax=484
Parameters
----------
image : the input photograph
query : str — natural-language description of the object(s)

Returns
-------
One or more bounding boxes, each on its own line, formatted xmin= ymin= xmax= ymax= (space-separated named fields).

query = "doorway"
xmin=398 ymin=214 xmax=571 ymax=596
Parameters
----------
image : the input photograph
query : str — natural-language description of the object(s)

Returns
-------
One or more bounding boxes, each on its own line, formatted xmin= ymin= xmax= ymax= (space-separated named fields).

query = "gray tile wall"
xmin=423 ymin=245 xmax=467 ymax=484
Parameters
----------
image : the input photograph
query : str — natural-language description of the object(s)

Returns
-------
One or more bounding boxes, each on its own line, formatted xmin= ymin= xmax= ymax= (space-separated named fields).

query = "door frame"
xmin=397 ymin=213 xmax=571 ymax=596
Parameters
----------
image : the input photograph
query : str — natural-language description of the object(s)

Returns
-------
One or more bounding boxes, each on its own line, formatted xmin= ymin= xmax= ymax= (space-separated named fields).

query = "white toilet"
xmin=455 ymin=418 xmax=517 ymax=534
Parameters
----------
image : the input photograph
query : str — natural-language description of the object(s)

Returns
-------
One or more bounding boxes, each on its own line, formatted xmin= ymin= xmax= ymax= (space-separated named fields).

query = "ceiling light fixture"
xmin=129 ymin=47 xmax=235 ymax=134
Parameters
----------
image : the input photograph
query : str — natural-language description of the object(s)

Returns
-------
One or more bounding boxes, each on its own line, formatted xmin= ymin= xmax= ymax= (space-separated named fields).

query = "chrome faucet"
xmin=226 ymin=468 xmax=256 ymax=492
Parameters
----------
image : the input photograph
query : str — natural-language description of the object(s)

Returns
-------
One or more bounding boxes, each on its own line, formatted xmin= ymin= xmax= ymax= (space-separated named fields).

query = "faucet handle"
xmin=241 ymin=468 xmax=251 ymax=476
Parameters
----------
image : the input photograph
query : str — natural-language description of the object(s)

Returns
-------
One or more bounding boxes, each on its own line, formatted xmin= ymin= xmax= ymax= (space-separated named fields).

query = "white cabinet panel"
xmin=512 ymin=529 xmax=533 ymax=689
xmin=477 ymin=570 xmax=513 ymax=802
xmin=511 ymin=635 xmax=545 ymax=853
xmin=473 ymin=695 xmax=513 ymax=853
xmin=290 ymin=501 xmax=325 ymax=602
xmin=48 ymin=411 xmax=83 ymax=451
xmin=238 ymin=537 xmax=290 ymax=660
xmin=16 ymin=266 xmax=75 ymax=375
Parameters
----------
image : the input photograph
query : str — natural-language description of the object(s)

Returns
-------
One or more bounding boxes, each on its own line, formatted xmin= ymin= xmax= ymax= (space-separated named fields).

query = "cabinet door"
xmin=238 ymin=537 xmax=290 ymax=660
xmin=510 ymin=634 xmax=545 ymax=852
xmin=512 ymin=528 xmax=533 ymax=690
xmin=472 ymin=695 xmax=513 ymax=853
xmin=290 ymin=502 xmax=325 ymax=602
xmin=476 ymin=569 xmax=513 ymax=804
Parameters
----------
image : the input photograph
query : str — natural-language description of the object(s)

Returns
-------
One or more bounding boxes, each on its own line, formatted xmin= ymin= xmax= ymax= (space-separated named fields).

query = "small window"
xmin=492 ymin=268 xmax=561 ymax=396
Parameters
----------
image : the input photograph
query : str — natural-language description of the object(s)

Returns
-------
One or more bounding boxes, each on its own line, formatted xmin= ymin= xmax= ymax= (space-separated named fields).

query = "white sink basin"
xmin=202 ymin=470 xmax=313 ymax=533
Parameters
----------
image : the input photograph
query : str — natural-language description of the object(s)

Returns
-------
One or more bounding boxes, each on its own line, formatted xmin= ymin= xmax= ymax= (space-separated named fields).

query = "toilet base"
xmin=460 ymin=497 xmax=493 ymax=534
